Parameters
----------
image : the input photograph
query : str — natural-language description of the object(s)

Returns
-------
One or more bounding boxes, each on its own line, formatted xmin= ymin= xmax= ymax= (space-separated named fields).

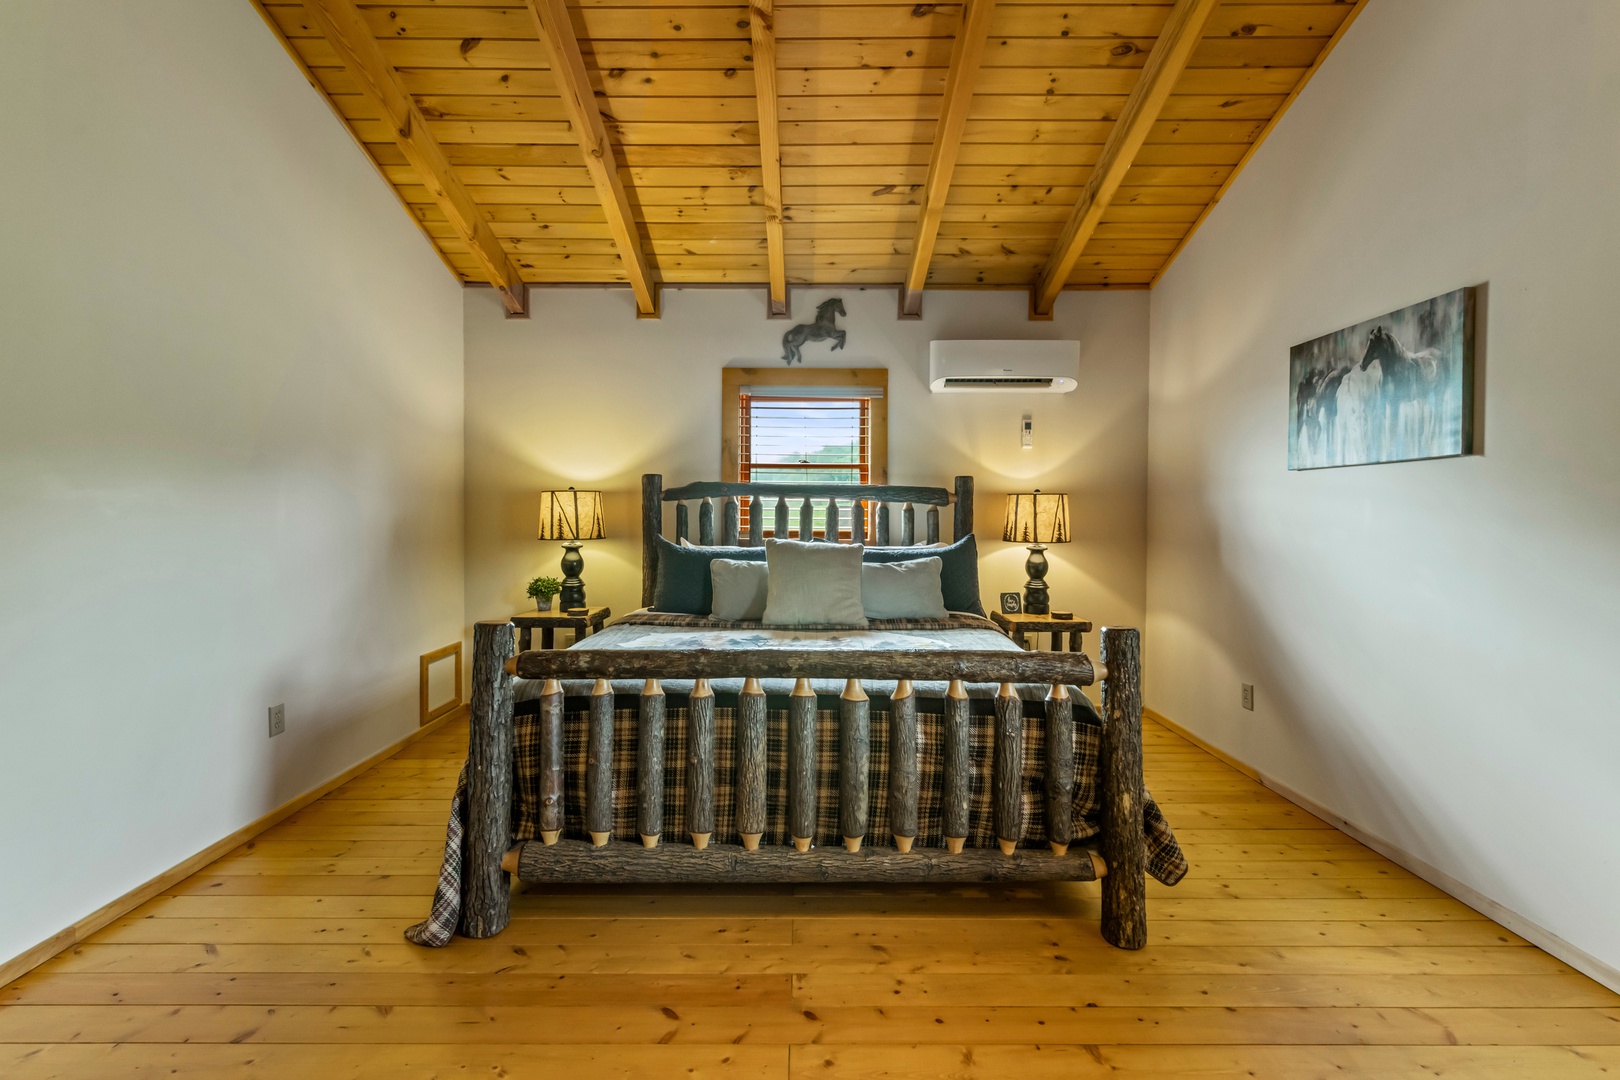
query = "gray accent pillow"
xmin=861 ymin=533 xmax=985 ymax=616
xmin=861 ymin=557 xmax=948 ymax=620
xmin=761 ymin=538 xmax=868 ymax=627
xmin=710 ymin=559 xmax=770 ymax=621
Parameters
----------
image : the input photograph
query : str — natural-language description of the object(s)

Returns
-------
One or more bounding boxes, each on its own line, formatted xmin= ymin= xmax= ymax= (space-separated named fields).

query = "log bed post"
xmin=1099 ymin=626 xmax=1147 ymax=950
xmin=737 ymin=677 xmax=768 ymax=850
xmin=993 ymin=682 xmax=1025 ymax=855
xmin=722 ymin=496 xmax=740 ymax=546
xmin=538 ymin=678 xmax=564 ymax=845
xmin=839 ymin=678 xmax=871 ymax=852
xmin=587 ymin=678 xmax=614 ymax=846
xmin=798 ymin=497 xmax=813 ymax=542
xmin=687 ymin=678 xmax=715 ymax=849
xmin=888 ymin=679 xmax=919 ymax=852
xmin=637 ymin=678 xmax=665 ymax=848
xmin=675 ymin=501 xmax=689 ymax=544
xmin=642 ymin=474 xmax=662 ymax=608
xmin=788 ymin=677 xmax=817 ymax=851
xmin=900 ymin=502 xmax=915 ymax=546
xmin=747 ymin=496 xmax=763 ymax=546
xmin=699 ymin=496 xmax=715 ymax=545
xmin=942 ymin=678 xmax=970 ymax=854
xmin=463 ymin=620 xmax=514 ymax=938
xmin=1044 ymin=683 xmax=1075 ymax=857
xmin=874 ymin=501 xmax=890 ymax=545
xmin=953 ymin=475 xmax=974 ymax=541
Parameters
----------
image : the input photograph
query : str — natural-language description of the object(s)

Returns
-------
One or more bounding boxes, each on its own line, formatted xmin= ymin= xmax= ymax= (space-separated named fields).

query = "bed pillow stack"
xmin=864 ymin=534 xmax=985 ymax=616
xmin=653 ymin=532 xmax=983 ymax=621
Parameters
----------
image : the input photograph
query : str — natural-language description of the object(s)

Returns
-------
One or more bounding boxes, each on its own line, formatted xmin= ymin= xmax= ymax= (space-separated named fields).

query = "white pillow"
xmin=861 ymin=557 xmax=948 ymax=619
xmin=762 ymin=538 xmax=868 ymax=627
xmin=710 ymin=559 xmax=770 ymax=621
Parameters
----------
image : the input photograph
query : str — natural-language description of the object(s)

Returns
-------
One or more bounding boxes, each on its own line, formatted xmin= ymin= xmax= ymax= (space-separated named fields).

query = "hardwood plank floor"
xmin=4 ymin=717 xmax=1617 ymax=1079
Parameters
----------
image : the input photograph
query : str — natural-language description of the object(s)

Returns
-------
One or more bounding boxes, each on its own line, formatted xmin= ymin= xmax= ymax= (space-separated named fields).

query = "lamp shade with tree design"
xmin=538 ymin=488 xmax=606 ymax=610
xmin=1002 ymin=490 xmax=1070 ymax=615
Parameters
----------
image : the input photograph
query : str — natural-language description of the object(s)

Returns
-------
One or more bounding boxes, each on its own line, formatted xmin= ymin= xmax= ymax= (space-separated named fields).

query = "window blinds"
xmin=739 ymin=394 xmax=871 ymax=536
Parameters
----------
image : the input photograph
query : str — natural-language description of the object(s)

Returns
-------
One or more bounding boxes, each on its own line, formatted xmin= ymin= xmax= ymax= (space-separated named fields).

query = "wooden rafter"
xmin=1150 ymin=0 xmax=1370 ymax=287
xmin=899 ymin=0 xmax=998 ymax=319
xmin=748 ymin=0 xmax=788 ymax=318
xmin=523 ymin=0 xmax=660 ymax=318
xmin=1030 ymin=0 xmax=1224 ymax=317
xmin=248 ymin=1 xmax=460 ymax=283
xmin=299 ymin=0 xmax=527 ymax=315
xmin=260 ymin=0 xmax=1357 ymax=294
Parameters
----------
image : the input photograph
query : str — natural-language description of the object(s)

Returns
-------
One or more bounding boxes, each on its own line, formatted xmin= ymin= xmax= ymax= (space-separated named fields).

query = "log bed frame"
xmin=460 ymin=474 xmax=1149 ymax=949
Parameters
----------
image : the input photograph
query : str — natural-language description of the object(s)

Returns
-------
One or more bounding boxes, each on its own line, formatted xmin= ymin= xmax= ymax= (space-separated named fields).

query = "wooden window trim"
xmin=723 ymin=368 xmax=888 ymax=482
xmin=723 ymin=368 xmax=889 ymax=540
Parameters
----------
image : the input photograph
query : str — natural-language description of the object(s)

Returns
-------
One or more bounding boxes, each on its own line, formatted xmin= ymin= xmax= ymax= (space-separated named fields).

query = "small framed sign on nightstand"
xmin=999 ymin=592 xmax=1022 ymax=615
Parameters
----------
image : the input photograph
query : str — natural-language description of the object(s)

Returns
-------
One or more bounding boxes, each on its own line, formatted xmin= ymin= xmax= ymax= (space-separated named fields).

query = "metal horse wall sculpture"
xmin=781 ymin=298 xmax=847 ymax=365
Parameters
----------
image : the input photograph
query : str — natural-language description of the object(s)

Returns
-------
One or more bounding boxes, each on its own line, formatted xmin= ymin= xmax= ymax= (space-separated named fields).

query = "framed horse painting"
xmin=1288 ymin=287 xmax=1476 ymax=470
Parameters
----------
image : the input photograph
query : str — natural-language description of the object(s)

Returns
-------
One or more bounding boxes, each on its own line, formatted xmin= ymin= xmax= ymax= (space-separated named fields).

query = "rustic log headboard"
xmin=640 ymin=474 xmax=975 ymax=607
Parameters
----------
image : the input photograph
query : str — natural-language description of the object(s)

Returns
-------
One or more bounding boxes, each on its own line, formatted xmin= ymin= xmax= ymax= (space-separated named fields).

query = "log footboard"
xmin=502 ymin=840 xmax=1105 ymax=884
xmin=460 ymin=621 xmax=1148 ymax=949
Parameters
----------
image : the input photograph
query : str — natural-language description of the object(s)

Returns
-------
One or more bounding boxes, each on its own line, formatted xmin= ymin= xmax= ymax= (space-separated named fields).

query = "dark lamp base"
xmin=1023 ymin=544 xmax=1051 ymax=616
xmin=559 ymin=541 xmax=587 ymax=610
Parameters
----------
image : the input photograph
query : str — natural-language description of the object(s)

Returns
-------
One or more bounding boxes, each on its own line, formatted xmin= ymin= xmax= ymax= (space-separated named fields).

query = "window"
xmin=722 ymin=367 xmax=888 ymax=540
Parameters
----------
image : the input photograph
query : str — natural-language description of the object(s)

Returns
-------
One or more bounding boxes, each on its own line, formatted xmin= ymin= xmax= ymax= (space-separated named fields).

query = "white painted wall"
xmin=465 ymin=286 xmax=1149 ymax=663
xmin=0 ymin=2 xmax=465 ymax=965
xmin=1147 ymin=0 xmax=1620 ymax=975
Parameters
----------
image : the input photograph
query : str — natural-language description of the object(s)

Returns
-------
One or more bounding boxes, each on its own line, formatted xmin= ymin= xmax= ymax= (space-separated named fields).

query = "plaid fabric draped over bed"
xmin=406 ymin=689 xmax=1188 ymax=947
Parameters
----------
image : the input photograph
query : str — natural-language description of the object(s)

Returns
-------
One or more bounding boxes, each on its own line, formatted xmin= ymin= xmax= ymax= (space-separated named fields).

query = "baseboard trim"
xmin=1145 ymin=707 xmax=1620 ymax=994
xmin=1144 ymin=707 xmax=1263 ymax=783
xmin=0 ymin=703 xmax=466 ymax=989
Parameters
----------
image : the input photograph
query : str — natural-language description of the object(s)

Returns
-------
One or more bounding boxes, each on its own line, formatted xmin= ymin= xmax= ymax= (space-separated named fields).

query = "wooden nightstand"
xmin=990 ymin=610 xmax=1094 ymax=653
xmin=512 ymin=606 xmax=611 ymax=651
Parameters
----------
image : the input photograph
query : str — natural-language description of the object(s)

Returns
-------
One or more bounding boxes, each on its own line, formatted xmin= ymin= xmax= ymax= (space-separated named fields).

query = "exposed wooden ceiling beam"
xmin=899 ymin=0 xmax=998 ymax=319
xmin=299 ymin=0 xmax=528 ymax=316
xmin=523 ymin=0 xmax=660 ymax=318
xmin=1150 ymin=0 xmax=1370 ymax=288
xmin=1030 ymin=0 xmax=1224 ymax=318
xmin=748 ymin=0 xmax=788 ymax=318
xmin=250 ymin=1 xmax=462 ymax=284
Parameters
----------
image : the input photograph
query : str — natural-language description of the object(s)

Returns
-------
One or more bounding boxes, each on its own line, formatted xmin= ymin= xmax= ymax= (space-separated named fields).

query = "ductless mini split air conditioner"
xmin=928 ymin=340 xmax=1080 ymax=393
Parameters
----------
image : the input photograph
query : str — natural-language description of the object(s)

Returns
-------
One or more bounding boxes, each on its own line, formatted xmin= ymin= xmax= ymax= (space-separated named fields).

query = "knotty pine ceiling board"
xmin=256 ymin=0 xmax=1366 ymax=294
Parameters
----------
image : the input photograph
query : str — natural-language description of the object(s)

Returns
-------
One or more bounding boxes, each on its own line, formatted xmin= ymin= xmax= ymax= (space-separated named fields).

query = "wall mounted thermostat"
xmin=1020 ymin=414 xmax=1034 ymax=450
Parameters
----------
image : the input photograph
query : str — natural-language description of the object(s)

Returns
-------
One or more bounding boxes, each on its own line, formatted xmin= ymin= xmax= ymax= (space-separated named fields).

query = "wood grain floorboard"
xmin=4 ymin=716 xmax=1616 ymax=1080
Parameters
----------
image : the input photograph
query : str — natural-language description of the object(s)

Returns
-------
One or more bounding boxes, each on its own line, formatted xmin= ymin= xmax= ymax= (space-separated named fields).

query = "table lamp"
xmin=538 ymin=487 xmax=606 ymax=610
xmin=1002 ymin=490 xmax=1070 ymax=616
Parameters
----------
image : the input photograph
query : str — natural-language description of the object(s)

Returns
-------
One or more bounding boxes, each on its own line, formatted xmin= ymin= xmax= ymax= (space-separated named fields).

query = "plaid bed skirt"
xmin=407 ymin=691 xmax=1187 ymax=947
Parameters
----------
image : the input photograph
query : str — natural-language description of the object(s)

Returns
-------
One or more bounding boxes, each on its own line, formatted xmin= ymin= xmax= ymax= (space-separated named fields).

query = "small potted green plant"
xmin=526 ymin=575 xmax=562 ymax=612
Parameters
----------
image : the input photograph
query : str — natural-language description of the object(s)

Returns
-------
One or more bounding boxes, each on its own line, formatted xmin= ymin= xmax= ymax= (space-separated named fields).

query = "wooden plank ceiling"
xmin=258 ymin=0 xmax=1364 ymax=315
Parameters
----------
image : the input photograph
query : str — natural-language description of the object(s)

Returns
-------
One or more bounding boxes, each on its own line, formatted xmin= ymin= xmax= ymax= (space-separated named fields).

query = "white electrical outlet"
xmin=269 ymin=703 xmax=286 ymax=737
xmin=1241 ymin=684 xmax=1255 ymax=711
